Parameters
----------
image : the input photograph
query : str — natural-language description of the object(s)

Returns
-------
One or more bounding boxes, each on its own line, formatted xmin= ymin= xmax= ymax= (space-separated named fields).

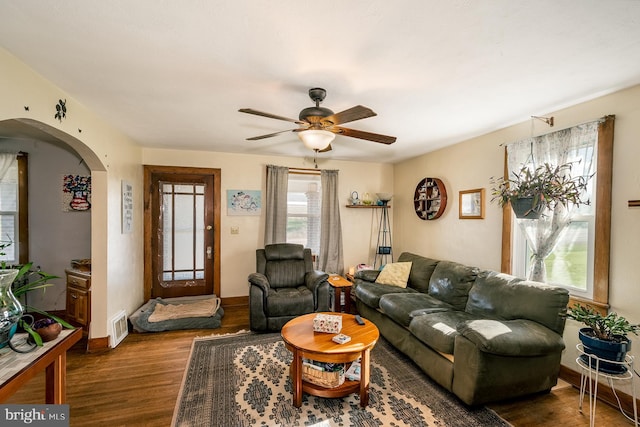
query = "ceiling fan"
xmin=239 ymin=88 xmax=396 ymax=152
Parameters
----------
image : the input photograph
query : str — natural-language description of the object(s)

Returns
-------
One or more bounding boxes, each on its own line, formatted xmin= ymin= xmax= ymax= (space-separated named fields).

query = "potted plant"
xmin=11 ymin=263 xmax=74 ymax=345
xmin=1 ymin=240 xmax=73 ymax=347
xmin=490 ymin=162 xmax=591 ymax=219
xmin=567 ymin=303 xmax=639 ymax=373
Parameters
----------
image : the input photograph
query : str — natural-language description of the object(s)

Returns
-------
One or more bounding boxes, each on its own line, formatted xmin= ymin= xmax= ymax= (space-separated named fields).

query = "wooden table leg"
xmin=359 ymin=348 xmax=371 ymax=407
xmin=344 ymin=287 xmax=352 ymax=314
xmin=45 ymin=353 xmax=66 ymax=404
xmin=291 ymin=348 xmax=303 ymax=407
xmin=334 ymin=288 xmax=343 ymax=312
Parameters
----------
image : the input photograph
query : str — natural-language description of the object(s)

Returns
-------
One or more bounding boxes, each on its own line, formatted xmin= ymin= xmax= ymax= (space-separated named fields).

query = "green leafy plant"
xmin=490 ymin=162 xmax=591 ymax=216
xmin=1 ymin=241 xmax=74 ymax=346
xmin=11 ymin=263 xmax=74 ymax=346
xmin=567 ymin=303 xmax=640 ymax=342
xmin=0 ymin=237 xmax=13 ymax=268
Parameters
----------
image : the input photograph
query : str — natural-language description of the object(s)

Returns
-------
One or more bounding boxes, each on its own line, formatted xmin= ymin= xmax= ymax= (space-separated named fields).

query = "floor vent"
xmin=110 ymin=310 xmax=129 ymax=348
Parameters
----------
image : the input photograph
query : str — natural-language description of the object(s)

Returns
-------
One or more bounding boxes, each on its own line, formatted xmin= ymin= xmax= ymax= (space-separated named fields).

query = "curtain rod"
xmin=499 ymin=115 xmax=608 ymax=147
xmin=289 ymin=167 xmax=320 ymax=173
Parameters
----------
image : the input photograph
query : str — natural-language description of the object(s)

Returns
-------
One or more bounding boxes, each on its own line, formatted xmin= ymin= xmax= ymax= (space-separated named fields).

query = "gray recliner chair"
xmin=248 ymin=243 xmax=331 ymax=332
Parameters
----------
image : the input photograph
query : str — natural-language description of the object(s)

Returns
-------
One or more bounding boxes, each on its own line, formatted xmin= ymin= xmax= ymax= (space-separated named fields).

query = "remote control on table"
xmin=355 ymin=315 xmax=365 ymax=325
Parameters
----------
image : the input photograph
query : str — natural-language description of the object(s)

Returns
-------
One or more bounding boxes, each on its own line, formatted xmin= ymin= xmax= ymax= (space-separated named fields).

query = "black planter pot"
xmin=510 ymin=197 xmax=542 ymax=219
xmin=578 ymin=327 xmax=630 ymax=374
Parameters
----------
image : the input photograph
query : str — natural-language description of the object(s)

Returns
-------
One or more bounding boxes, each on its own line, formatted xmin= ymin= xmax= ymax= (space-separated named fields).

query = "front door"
xmin=144 ymin=166 xmax=221 ymax=300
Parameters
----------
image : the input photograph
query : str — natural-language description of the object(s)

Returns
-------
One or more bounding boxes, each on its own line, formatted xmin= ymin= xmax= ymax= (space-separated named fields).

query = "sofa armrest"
xmin=355 ymin=269 xmax=381 ymax=283
xmin=248 ymin=272 xmax=271 ymax=293
xmin=305 ymin=270 xmax=331 ymax=311
xmin=305 ymin=270 xmax=329 ymax=292
xmin=456 ymin=319 xmax=565 ymax=357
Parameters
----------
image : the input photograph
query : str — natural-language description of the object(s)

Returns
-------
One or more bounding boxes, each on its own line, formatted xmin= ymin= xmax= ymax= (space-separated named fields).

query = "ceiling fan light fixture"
xmin=298 ymin=129 xmax=335 ymax=151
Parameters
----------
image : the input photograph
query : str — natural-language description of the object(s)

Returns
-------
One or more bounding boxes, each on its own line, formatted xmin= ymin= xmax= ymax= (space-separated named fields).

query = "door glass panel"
xmin=159 ymin=182 xmax=205 ymax=287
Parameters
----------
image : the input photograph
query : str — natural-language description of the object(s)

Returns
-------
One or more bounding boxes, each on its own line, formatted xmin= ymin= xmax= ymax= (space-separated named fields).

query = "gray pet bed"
xmin=130 ymin=294 xmax=224 ymax=332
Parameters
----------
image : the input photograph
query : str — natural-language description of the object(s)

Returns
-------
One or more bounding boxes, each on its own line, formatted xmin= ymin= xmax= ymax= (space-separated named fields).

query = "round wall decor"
xmin=414 ymin=177 xmax=447 ymax=220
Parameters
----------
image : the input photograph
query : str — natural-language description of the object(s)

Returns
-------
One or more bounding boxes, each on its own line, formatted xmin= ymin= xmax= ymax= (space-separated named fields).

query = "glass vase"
xmin=0 ymin=269 xmax=24 ymax=347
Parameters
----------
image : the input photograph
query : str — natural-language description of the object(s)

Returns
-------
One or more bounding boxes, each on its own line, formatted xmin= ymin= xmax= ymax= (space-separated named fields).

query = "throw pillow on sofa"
xmin=375 ymin=262 xmax=412 ymax=288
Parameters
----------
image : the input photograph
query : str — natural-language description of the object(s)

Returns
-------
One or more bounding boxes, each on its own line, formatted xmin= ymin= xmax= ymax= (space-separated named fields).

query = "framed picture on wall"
xmin=459 ymin=188 xmax=485 ymax=219
xmin=227 ymin=190 xmax=261 ymax=216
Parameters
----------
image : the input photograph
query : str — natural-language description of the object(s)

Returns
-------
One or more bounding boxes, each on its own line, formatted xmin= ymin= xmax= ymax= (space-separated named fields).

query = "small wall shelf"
xmin=414 ymin=177 xmax=447 ymax=220
xmin=346 ymin=205 xmax=390 ymax=208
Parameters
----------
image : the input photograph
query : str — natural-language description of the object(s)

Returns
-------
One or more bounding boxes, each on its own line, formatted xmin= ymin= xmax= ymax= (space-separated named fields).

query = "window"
xmin=511 ymin=135 xmax=597 ymax=299
xmin=286 ymin=172 xmax=321 ymax=255
xmin=502 ymin=116 xmax=614 ymax=311
xmin=0 ymin=155 xmax=18 ymax=264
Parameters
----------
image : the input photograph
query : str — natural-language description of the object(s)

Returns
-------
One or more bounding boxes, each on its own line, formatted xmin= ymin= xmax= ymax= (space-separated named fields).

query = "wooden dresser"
xmin=65 ymin=269 xmax=91 ymax=332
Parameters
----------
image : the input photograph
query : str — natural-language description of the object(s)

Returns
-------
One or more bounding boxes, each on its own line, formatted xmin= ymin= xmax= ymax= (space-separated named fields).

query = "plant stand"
xmin=374 ymin=204 xmax=392 ymax=269
xmin=576 ymin=343 xmax=638 ymax=427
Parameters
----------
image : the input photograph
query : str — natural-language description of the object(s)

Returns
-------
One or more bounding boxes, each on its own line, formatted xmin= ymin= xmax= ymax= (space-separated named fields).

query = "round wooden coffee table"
xmin=281 ymin=312 xmax=379 ymax=408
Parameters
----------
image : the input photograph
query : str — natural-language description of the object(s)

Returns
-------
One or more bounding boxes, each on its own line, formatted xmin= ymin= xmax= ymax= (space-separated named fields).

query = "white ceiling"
xmin=1 ymin=1 xmax=640 ymax=163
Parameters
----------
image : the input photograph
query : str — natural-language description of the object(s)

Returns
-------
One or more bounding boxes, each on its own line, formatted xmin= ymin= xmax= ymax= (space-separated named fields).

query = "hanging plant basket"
xmin=510 ymin=197 xmax=542 ymax=219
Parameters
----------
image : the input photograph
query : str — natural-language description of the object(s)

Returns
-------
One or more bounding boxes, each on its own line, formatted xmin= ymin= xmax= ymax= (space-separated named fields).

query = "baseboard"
xmin=560 ymin=364 xmax=639 ymax=417
xmin=85 ymin=296 xmax=247 ymax=351
xmin=87 ymin=336 xmax=110 ymax=352
xmin=221 ymin=296 xmax=248 ymax=307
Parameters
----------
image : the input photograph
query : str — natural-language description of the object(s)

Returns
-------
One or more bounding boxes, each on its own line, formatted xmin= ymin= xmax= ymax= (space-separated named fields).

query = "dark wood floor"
xmin=4 ymin=305 xmax=634 ymax=426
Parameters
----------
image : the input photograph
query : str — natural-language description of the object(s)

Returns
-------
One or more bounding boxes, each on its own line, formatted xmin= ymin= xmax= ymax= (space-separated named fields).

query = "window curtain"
xmin=506 ymin=120 xmax=599 ymax=281
xmin=317 ymin=169 xmax=344 ymax=274
xmin=0 ymin=153 xmax=16 ymax=181
xmin=263 ymin=165 xmax=288 ymax=245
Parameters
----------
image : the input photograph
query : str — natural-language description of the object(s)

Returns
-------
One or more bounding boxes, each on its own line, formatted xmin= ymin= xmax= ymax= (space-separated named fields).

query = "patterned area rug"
xmin=172 ymin=332 xmax=511 ymax=427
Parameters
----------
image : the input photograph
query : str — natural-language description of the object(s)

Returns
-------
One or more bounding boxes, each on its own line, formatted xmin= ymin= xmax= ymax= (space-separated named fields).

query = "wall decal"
xmin=62 ymin=174 xmax=91 ymax=212
xmin=121 ymin=180 xmax=133 ymax=233
xmin=54 ymin=99 xmax=67 ymax=121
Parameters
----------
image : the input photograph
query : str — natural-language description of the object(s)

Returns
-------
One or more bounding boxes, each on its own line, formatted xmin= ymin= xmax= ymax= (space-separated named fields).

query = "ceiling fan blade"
xmin=246 ymin=129 xmax=296 ymax=141
xmin=333 ymin=126 xmax=397 ymax=145
xmin=239 ymin=108 xmax=304 ymax=124
xmin=322 ymin=105 xmax=376 ymax=125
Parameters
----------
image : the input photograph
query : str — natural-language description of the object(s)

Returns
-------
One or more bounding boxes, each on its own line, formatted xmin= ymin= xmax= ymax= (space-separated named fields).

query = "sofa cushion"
xmin=266 ymin=286 xmax=314 ymax=317
xmin=397 ymin=252 xmax=440 ymax=293
xmin=466 ymin=274 xmax=569 ymax=335
xmin=409 ymin=310 xmax=482 ymax=354
xmin=355 ymin=269 xmax=381 ymax=282
xmin=465 ymin=271 xmax=522 ymax=317
xmin=379 ymin=293 xmax=453 ymax=327
xmin=456 ymin=318 xmax=566 ymax=356
xmin=375 ymin=262 xmax=412 ymax=288
xmin=428 ymin=261 xmax=478 ymax=310
xmin=355 ymin=281 xmax=418 ymax=309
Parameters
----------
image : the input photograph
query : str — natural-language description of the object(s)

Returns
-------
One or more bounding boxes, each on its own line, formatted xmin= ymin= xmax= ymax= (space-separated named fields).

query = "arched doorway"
xmin=0 ymin=118 xmax=108 ymax=340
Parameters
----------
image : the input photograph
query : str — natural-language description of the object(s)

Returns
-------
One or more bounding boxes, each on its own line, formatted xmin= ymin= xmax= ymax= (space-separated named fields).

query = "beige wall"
xmin=393 ymin=83 xmax=640 ymax=392
xmin=0 ymin=47 xmax=143 ymax=342
xmin=142 ymin=149 xmax=394 ymax=298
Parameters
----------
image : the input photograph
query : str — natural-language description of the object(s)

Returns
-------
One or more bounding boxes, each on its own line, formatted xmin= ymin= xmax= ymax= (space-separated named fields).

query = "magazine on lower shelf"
xmin=345 ymin=359 xmax=361 ymax=381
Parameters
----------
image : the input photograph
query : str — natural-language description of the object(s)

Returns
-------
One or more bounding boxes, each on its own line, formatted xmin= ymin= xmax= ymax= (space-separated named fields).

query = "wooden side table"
xmin=281 ymin=312 xmax=379 ymax=408
xmin=328 ymin=275 xmax=353 ymax=313
xmin=0 ymin=328 xmax=82 ymax=403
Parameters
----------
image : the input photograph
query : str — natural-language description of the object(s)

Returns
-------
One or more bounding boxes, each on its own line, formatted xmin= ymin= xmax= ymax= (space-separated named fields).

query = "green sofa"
xmin=353 ymin=252 xmax=569 ymax=406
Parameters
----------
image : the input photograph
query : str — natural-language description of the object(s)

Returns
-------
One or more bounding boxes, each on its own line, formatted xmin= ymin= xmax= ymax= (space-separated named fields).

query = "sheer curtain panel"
xmin=506 ymin=121 xmax=599 ymax=282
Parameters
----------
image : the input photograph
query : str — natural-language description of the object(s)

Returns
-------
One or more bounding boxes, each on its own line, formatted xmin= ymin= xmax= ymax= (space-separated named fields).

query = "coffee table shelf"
xmin=302 ymin=378 xmax=360 ymax=398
